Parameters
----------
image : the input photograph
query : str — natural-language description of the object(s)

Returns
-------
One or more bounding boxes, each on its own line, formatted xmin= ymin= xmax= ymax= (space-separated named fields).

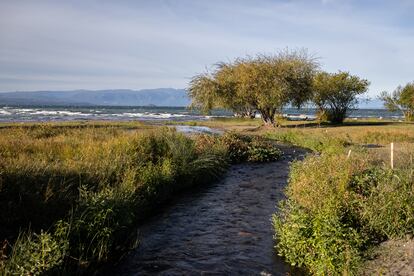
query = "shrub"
xmin=354 ymin=169 xmax=414 ymax=238
xmin=274 ymin=200 xmax=364 ymax=275
xmin=220 ymin=132 xmax=251 ymax=163
xmin=220 ymin=133 xmax=282 ymax=163
xmin=274 ymin=150 xmax=414 ymax=275
xmin=247 ymin=137 xmax=282 ymax=162
xmin=274 ymin=154 xmax=371 ymax=274
xmin=3 ymin=223 xmax=69 ymax=275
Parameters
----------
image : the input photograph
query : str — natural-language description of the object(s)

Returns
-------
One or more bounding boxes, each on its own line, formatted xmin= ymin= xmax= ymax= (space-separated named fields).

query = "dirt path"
xmin=103 ymin=145 xmax=307 ymax=275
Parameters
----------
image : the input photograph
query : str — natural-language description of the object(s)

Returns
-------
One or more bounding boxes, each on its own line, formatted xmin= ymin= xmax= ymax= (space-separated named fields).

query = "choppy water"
xmin=103 ymin=146 xmax=307 ymax=275
xmin=0 ymin=106 xmax=404 ymax=123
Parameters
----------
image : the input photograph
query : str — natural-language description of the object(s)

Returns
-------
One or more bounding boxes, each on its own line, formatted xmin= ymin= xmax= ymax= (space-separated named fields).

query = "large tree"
xmin=380 ymin=82 xmax=414 ymax=121
xmin=188 ymin=50 xmax=318 ymax=126
xmin=312 ymin=71 xmax=370 ymax=124
xmin=188 ymin=63 xmax=256 ymax=118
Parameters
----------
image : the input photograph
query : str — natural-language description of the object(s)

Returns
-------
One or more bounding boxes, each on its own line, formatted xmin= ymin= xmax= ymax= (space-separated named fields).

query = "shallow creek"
xmin=104 ymin=145 xmax=307 ymax=275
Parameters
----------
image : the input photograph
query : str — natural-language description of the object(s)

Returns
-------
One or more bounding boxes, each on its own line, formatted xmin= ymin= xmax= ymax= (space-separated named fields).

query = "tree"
xmin=188 ymin=49 xmax=318 ymax=126
xmin=312 ymin=71 xmax=370 ymax=124
xmin=188 ymin=73 xmax=219 ymax=114
xmin=188 ymin=64 xmax=256 ymax=118
xmin=380 ymin=82 xmax=414 ymax=121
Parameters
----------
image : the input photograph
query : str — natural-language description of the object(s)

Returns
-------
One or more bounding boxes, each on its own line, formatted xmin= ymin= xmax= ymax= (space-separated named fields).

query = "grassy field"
xmin=0 ymin=122 xmax=281 ymax=274
xmin=1 ymin=118 xmax=413 ymax=274
xmin=260 ymin=121 xmax=414 ymax=275
xmin=182 ymin=117 xmax=414 ymax=274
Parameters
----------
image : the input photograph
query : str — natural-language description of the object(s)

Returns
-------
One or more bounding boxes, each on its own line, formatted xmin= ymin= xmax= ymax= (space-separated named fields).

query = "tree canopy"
xmin=312 ymin=71 xmax=370 ymax=123
xmin=380 ymin=82 xmax=414 ymax=121
xmin=188 ymin=50 xmax=318 ymax=126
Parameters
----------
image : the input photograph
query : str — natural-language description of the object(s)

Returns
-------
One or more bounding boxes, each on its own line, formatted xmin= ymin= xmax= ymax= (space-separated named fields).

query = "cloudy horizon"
xmin=0 ymin=0 xmax=413 ymax=96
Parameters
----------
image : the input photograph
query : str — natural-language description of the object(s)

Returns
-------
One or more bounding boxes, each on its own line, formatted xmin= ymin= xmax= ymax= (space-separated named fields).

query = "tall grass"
xmin=0 ymin=124 xmax=281 ymax=274
xmin=269 ymin=124 xmax=414 ymax=275
xmin=0 ymin=125 xmax=228 ymax=273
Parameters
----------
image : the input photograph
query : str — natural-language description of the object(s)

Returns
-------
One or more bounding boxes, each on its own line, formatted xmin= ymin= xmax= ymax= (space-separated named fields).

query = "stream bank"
xmin=103 ymin=145 xmax=307 ymax=275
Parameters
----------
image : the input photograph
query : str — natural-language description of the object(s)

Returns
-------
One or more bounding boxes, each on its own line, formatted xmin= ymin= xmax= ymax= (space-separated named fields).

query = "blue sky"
xmin=0 ymin=0 xmax=413 ymax=97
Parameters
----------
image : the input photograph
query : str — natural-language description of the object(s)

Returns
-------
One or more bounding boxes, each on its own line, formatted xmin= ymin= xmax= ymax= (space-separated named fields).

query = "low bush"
xmin=220 ymin=132 xmax=282 ymax=163
xmin=273 ymin=152 xmax=414 ymax=275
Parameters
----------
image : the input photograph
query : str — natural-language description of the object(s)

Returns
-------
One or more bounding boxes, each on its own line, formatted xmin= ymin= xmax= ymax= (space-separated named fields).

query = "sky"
xmin=0 ymin=0 xmax=413 ymax=97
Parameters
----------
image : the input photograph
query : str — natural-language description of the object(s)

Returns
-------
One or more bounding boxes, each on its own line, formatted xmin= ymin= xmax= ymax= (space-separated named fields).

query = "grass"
xmin=263 ymin=120 xmax=414 ymax=275
xmin=2 ymin=117 xmax=411 ymax=275
xmin=0 ymin=124 xmax=226 ymax=273
xmin=0 ymin=122 xmax=281 ymax=274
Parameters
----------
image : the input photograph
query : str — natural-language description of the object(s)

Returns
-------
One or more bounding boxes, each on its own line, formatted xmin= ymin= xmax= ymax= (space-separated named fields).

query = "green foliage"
xmin=0 ymin=126 xmax=230 ymax=273
xmin=274 ymin=201 xmax=364 ymax=275
xmin=188 ymin=49 xmax=318 ymax=125
xmin=354 ymin=169 xmax=414 ymax=238
xmin=188 ymin=73 xmax=219 ymax=114
xmin=220 ymin=133 xmax=282 ymax=163
xmin=3 ymin=225 xmax=69 ymax=275
xmin=313 ymin=71 xmax=370 ymax=124
xmin=266 ymin=130 xmax=349 ymax=154
xmin=0 ymin=124 xmax=282 ymax=273
xmin=380 ymin=82 xmax=414 ymax=121
xmin=247 ymin=137 xmax=282 ymax=162
xmin=274 ymin=151 xmax=414 ymax=275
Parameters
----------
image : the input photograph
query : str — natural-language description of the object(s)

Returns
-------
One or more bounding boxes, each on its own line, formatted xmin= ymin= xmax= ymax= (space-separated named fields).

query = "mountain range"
xmin=0 ymin=88 xmax=384 ymax=108
xmin=0 ymin=88 xmax=190 ymax=106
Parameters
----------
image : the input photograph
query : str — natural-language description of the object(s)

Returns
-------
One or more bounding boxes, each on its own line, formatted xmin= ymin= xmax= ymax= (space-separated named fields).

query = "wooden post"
xmin=347 ymin=149 xmax=352 ymax=159
xmin=391 ymin=142 xmax=394 ymax=170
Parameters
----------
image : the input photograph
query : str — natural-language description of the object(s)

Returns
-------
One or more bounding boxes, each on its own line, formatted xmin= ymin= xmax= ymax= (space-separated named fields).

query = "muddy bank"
xmin=361 ymin=238 xmax=414 ymax=275
xmin=103 ymin=145 xmax=307 ymax=275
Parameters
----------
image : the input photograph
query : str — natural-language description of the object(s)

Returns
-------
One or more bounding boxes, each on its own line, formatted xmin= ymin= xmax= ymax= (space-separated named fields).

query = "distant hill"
xmin=0 ymin=88 xmax=190 ymax=106
xmin=0 ymin=88 xmax=385 ymax=109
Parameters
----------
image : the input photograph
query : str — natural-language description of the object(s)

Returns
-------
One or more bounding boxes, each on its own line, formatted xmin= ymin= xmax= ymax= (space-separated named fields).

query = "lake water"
xmin=0 ymin=105 xmax=404 ymax=123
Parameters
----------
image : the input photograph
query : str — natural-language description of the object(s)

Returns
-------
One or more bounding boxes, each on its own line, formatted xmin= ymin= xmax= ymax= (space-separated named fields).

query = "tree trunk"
xmin=259 ymin=108 xmax=276 ymax=127
xmin=404 ymin=110 xmax=414 ymax=121
xmin=247 ymin=110 xmax=256 ymax=119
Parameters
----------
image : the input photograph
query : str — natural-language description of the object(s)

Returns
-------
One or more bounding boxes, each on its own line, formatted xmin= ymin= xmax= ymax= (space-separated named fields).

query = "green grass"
xmin=0 ymin=124 xmax=227 ymax=273
xmin=266 ymin=123 xmax=414 ymax=275
xmin=0 ymin=123 xmax=281 ymax=274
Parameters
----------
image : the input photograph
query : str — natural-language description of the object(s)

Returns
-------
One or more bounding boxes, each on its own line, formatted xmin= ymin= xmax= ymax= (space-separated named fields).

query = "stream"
xmin=104 ymin=145 xmax=307 ymax=275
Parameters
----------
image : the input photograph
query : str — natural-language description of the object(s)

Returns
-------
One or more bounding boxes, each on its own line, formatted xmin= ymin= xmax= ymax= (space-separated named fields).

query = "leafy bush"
xmin=220 ymin=132 xmax=251 ymax=163
xmin=274 ymin=200 xmax=364 ymax=275
xmin=354 ymin=169 xmax=414 ymax=238
xmin=247 ymin=137 xmax=282 ymax=162
xmin=3 ymin=223 xmax=69 ymax=275
xmin=220 ymin=133 xmax=282 ymax=163
xmin=274 ymin=151 xmax=414 ymax=275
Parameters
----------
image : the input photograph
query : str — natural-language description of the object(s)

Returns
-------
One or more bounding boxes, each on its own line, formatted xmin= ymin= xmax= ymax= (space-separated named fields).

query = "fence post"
xmin=347 ymin=149 xmax=352 ymax=159
xmin=391 ymin=142 xmax=394 ymax=170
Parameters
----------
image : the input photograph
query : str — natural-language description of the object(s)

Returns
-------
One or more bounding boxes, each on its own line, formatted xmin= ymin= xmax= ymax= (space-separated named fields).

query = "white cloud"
xmin=0 ymin=0 xmax=413 ymax=95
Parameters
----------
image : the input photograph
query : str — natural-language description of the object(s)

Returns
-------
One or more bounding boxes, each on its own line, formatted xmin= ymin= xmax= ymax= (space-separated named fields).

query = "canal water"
xmin=104 ymin=146 xmax=307 ymax=275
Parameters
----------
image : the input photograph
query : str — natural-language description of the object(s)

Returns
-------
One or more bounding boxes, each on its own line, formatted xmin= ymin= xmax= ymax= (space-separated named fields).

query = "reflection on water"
xmin=104 ymin=147 xmax=307 ymax=275
xmin=173 ymin=125 xmax=224 ymax=135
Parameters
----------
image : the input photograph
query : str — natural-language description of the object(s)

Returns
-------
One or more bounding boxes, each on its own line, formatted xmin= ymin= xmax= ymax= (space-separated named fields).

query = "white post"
xmin=391 ymin=142 xmax=394 ymax=170
xmin=347 ymin=149 xmax=352 ymax=159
